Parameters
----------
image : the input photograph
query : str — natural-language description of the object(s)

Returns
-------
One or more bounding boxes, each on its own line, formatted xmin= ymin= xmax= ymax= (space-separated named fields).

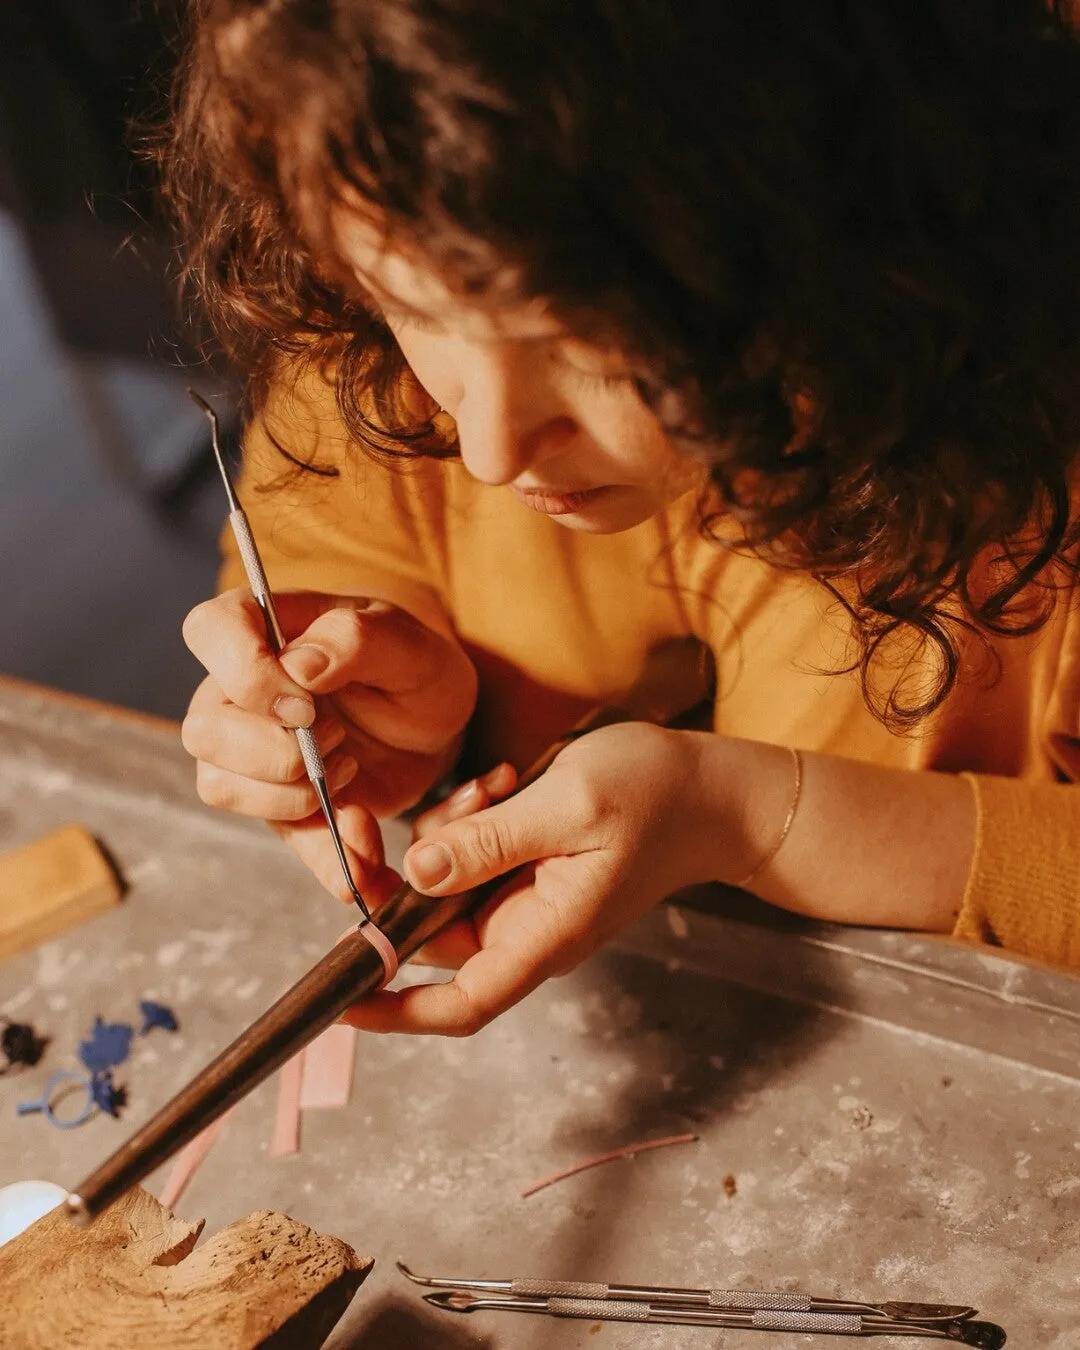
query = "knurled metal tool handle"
xmin=752 ymin=1310 xmax=863 ymax=1333
xmin=511 ymin=1280 xmax=609 ymax=1298
xmin=294 ymin=724 xmax=327 ymax=780
xmin=712 ymin=1290 xmax=814 ymax=1311
xmin=229 ymin=507 xmax=287 ymax=650
xmin=548 ymin=1299 xmax=649 ymax=1322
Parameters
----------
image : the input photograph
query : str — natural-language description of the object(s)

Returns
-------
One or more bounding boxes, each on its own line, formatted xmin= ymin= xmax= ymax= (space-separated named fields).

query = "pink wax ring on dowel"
xmin=356 ymin=920 xmax=398 ymax=986
xmin=333 ymin=918 xmax=398 ymax=988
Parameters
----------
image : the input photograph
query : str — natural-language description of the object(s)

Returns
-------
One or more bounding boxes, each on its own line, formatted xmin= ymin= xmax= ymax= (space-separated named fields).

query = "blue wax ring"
xmin=16 ymin=1070 xmax=95 ymax=1129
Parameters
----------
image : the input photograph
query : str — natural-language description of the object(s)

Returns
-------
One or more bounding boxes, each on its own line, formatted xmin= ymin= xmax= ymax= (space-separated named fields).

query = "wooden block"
xmin=0 ymin=824 xmax=122 ymax=959
xmin=0 ymin=1186 xmax=372 ymax=1349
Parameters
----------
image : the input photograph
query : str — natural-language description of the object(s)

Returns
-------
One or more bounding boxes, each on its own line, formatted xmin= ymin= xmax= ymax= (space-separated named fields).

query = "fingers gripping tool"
xmin=189 ymin=390 xmax=371 ymax=922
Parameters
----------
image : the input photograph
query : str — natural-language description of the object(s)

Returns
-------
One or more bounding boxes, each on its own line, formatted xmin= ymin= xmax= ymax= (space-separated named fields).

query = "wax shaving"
xmin=89 ymin=1071 xmax=126 ymax=1118
xmin=158 ymin=1107 xmax=234 ymax=1209
xmin=78 ymin=1017 xmax=133 ymax=1073
xmin=138 ymin=1000 xmax=179 ymax=1035
xmin=520 ymin=1132 xmax=699 ymax=1198
xmin=268 ymin=1049 xmax=305 ymax=1158
xmin=0 ymin=1020 xmax=46 ymax=1070
xmin=299 ymin=1024 xmax=356 ymax=1111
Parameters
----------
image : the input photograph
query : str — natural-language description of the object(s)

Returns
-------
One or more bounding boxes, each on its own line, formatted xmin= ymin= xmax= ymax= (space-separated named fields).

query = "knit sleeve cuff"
xmin=955 ymin=772 xmax=1080 ymax=966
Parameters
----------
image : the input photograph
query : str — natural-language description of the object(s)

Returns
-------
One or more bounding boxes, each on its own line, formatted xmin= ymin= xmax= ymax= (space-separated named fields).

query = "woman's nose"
xmin=453 ymin=345 xmax=578 ymax=486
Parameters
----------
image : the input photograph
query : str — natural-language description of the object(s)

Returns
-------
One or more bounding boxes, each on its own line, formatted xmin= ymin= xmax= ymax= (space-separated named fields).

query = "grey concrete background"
xmin=0 ymin=209 xmax=221 ymax=720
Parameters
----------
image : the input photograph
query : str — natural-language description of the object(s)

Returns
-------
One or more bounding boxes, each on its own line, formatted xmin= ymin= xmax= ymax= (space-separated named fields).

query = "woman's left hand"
xmin=342 ymin=722 xmax=722 ymax=1036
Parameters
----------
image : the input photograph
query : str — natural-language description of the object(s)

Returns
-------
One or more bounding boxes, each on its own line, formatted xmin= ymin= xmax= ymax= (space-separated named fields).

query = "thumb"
xmin=402 ymin=779 xmax=564 ymax=896
xmin=278 ymin=602 xmax=474 ymax=754
xmin=278 ymin=604 xmax=464 ymax=761
xmin=277 ymin=600 xmax=406 ymax=691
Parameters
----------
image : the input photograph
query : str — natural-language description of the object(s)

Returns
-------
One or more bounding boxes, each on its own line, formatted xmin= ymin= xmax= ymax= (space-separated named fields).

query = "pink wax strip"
xmin=299 ymin=1023 xmax=357 ymax=1111
xmin=158 ymin=1106 xmax=235 ymax=1210
xmin=268 ymin=1049 xmax=305 ymax=1158
xmin=356 ymin=920 xmax=398 ymax=986
xmin=520 ymin=1132 xmax=700 ymax=1198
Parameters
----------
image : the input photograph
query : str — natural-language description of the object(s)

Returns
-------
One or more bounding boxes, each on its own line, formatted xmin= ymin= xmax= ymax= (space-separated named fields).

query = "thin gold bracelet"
xmin=736 ymin=746 xmax=803 ymax=889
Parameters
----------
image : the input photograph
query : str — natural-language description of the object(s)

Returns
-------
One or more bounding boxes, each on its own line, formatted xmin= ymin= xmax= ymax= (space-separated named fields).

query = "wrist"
xmin=681 ymin=732 xmax=803 ymax=888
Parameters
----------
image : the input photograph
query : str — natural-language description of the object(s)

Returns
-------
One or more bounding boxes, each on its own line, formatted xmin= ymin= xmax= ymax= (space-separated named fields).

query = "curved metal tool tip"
xmin=951 ymin=1322 xmax=1006 ymax=1349
xmin=187 ymin=388 xmax=223 ymax=454
xmin=423 ymin=1292 xmax=475 ymax=1313
xmin=883 ymin=1302 xmax=977 ymax=1323
xmin=187 ymin=388 xmax=222 ymax=454
xmin=396 ymin=1260 xmax=482 ymax=1291
xmin=396 ymin=1260 xmax=434 ymax=1286
xmin=187 ymin=386 xmax=215 ymax=420
xmin=187 ymin=388 xmax=239 ymax=508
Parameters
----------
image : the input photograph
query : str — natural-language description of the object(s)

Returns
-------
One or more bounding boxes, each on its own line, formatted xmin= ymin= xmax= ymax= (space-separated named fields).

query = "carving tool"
xmin=420 ymin=1292 xmax=1006 ymax=1344
xmin=396 ymin=1262 xmax=978 ymax=1323
xmin=188 ymin=389 xmax=371 ymax=921
xmin=66 ymin=639 xmax=713 ymax=1222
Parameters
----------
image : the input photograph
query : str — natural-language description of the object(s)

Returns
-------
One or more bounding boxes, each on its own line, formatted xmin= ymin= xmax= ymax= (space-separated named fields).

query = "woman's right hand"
xmin=181 ymin=588 xmax=478 ymax=904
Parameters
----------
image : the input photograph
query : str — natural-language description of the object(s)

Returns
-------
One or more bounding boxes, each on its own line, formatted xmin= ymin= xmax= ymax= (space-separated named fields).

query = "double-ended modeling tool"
xmin=65 ymin=633 xmax=713 ymax=1223
xmin=401 ymin=1264 xmax=1006 ymax=1345
xmin=188 ymin=389 xmax=372 ymax=922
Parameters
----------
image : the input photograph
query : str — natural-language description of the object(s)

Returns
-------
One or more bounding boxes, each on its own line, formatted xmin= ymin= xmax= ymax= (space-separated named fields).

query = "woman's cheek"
xmin=394 ymin=331 xmax=464 ymax=413
xmin=590 ymin=396 xmax=703 ymax=497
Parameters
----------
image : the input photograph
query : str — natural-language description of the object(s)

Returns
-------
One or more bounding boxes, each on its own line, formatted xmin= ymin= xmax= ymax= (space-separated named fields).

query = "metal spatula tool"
xmin=399 ymin=1263 xmax=1005 ymax=1345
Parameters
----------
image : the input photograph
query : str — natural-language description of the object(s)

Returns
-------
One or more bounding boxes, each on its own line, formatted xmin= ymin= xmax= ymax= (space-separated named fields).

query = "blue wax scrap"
xmin=78 ymin=1017 xmax=134 ymax=1072
xmin=138 ymin=1000 xmax=179 ymax=1035
xmin=90 ymin=1071 xmax=126 ymax=1118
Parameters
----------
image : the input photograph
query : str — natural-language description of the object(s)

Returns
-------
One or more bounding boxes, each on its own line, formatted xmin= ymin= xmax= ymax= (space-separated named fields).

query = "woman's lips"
xmin=511 ymin=485 xmax=611 ymax=515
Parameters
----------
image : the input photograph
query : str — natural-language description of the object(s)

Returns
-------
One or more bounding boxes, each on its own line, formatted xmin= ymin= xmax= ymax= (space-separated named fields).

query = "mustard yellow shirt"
xmin=220 ymin=372 xmax=1080 ymax=968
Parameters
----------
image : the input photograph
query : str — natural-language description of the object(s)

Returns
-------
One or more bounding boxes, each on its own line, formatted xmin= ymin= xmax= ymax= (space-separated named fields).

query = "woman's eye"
xmin=568 ymin=367 xmax=631 ymax=390
xmin=398 ymin=313 xmax=443 ymax=334
xmin=555 ymin=355 xmax=632 ymax=390
xmin=379 ymin=305 xmax=444 ymax=334
xmin=554 ymin=339 xmax=633 ymax=390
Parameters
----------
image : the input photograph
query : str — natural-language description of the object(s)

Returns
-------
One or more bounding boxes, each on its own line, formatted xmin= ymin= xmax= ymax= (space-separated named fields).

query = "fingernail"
xmin=274 ymin=694 xmax=315 ymax=728
xmin=331 ymin=756 xmax=359 ymax=789
xmin=280 ymin=645 xmax=330 ymax=684
xmin=483 ymin=762 xmax=512 ymax=790
xmin=407 ymin=843 xmax=453 ymax=889
xmin=448 ymin=779 xmax=481 ymax=807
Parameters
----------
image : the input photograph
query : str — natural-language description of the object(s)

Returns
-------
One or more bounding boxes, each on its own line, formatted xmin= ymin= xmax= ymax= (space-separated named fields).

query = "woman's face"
xmin=343 ymin=222 xmax=704 ymax=533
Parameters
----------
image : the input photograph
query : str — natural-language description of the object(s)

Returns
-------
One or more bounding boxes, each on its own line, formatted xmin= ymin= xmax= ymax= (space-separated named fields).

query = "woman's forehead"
xmin=335 ymin=208 xmax=564 ymax=341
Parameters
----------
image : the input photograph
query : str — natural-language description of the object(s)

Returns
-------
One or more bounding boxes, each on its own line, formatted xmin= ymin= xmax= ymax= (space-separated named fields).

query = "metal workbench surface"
xmin=0 ymin=679 xmax=1077 ymax=1348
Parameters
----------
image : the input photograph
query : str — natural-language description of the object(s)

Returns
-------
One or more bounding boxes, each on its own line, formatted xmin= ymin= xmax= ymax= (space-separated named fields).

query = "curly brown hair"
xmin=161 ymin=0 xmax=1080 ymax=727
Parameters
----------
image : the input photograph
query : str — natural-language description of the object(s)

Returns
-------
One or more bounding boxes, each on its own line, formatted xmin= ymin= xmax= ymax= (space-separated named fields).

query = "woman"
xmin=172 ymin=0 xmax=1080 ymax=1036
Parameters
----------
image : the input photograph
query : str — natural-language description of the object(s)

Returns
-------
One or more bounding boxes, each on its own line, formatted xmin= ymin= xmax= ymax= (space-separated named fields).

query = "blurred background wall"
xmin=0 ymin=1 xmax=230 ymax=719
